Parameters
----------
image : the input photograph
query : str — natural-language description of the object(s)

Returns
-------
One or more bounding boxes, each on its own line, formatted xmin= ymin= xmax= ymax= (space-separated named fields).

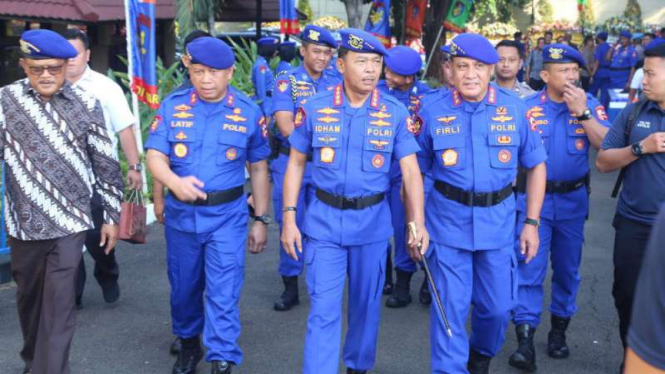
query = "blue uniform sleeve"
xmin=288 ymin=106 xmax=312 ymax=154
xmin=600 ymin=105 xmax=630 ymax=150
xmin=393 ymin=104 xmax=421 ymax=161
xmin=594 ymin=46 xmax=604 ymax=64
xmin=144 ymin=103 xmax=170 ymax=155
xmin=627 ymin=207 xmax=665 ymax=370
xmin=247 ymin=105 xmax=271 ymax=163
xmin=630 ymin=48 xmax=639 ymax=67
xmin=518 ymin=100 xmax=547 ymax=169
xmin=587 ymin=95 xmax=611 ymax=128
xmin=415 ymin=109 xmax=434 ymax=174
xmin=272 ymin=75 xmax=295 ymax=114
xmin=253 ymin=62 xmax=267 ymax=112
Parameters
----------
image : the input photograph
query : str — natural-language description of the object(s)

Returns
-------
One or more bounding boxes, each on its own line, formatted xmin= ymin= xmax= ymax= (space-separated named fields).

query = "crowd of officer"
xmin=2 ymin=24 xmax=665 ymax=374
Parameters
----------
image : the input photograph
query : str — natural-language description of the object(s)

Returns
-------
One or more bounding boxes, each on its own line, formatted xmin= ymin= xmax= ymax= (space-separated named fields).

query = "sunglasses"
xmin=27 ymin=64 xmax=65 ymax=76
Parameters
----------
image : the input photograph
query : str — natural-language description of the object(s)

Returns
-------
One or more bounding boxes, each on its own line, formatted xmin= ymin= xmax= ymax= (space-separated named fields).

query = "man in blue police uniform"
xmin=607 ymin=30 xmax=639 ymax=96
xmin=277 ymin=41 xmax=297 ymax=76
xmin=589 ymin=32 xmax=612 ymax=108
xmin=270 ymin=25 xmax=341 ymax=311
xmin=376 ymin=45 xmax=433 ymax=307
xmin=252 ymin=36 xmax=279 ymax=118
xmin=281 ymin=28 xmax=428 ymax=374
xmin=508 ymin=44 xmax=610 ymax=372
xmin=145 ymin=37 xmax=271 ymax=374
xmin=415 ymin=33 xmax=547 ymax=374
xmin=596 ymin=39 xmax=665 ymax=367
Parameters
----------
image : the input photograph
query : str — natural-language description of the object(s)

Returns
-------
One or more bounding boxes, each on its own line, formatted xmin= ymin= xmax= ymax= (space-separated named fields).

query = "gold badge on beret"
xmin=309 ymin=30 xmax=320 ymax=41
xmin=19 ymin=40 xmax=40 ymax=55
xmin=348 ymin=34 xmax=364 ymax=50
xmin=549 ymin=48 xmax=564 ymax=60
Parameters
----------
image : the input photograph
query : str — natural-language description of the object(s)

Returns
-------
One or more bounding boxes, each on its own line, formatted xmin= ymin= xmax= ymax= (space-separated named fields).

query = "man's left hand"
xmin=100 ymin=224 xmax=118 ymax=255
xmin=519 ymin=224 xmax=540 ymax=264
xmin=248 ymin=221 xmax=267 ymax=254
xmin=563 ymin=82 xmax=588 ymax=116
xmin=407 ymin=222 xmax=430 ymax=262
xmin=127 ymin=170 xmax=143 ymax=190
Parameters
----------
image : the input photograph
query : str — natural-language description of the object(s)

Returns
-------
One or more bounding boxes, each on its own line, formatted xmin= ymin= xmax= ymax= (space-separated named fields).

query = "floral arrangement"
xmin=311 ymin=16 xmax=347 ymax=31
xmin=602 ymin=15 xmax=640 ymax=35
xmin=529 ymin=20 xmax=580 ymax=34
xmin=467 ymin=22 xmax=518 ymax=39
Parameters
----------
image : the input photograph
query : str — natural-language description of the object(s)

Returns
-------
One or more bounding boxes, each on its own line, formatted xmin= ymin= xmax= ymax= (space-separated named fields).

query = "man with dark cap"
xmin=414 ymin=33 xmax=547 ymax=374
xmin=508 ymin=44 xmax=610 ymax=372
xmin=270 ymin=25 xmax=340 ymax=312
xmin=596 ymin=38 xmax=665 ymax=370
xmin=590 ymin=32 xmax=612 ymax=108
xmin=1 ymin=29 xmax=123 ymax=374
xmin=281 ymin=28 xmax=428 ymax=374
xmin=276 ymin=40 xmax=297 ymax=76
xmin=607 ymin=30 xmax=639 ymax=94
xmin=376 ymin=45 xmax=433 ymax=308
xmin=252 ymin=36 xmax=279 ymax=118
xmin=146 ymin=37 xmax=271 ymax=374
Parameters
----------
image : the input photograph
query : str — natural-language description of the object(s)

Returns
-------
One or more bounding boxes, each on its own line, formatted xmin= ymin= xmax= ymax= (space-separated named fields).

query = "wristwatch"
xmin=631 ymin=141 xmax=644 ymax=157
xmin=576 ymin=108 xmax=593 ymax=121
xmin=129 ymin=163 xmax=143 ymax=171
xmin=524 ymin=217 xmax=541 ymax=228
xmin=254 ymin=214 xmax=272 ymax=225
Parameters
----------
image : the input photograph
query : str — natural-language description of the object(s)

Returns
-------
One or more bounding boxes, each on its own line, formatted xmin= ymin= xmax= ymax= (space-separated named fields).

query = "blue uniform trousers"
xmin=428 ymin=242 xmax=516 ymax=374
xmin=270 ymin=152 xmax=311 ymax=276
xmin=166 ymin=218 xmax=246 ymax=364
xmin=590 ymin=76 xmax=612 ymax=109
xmin=303 ymin=237 xmax=389 ymax=374
xmin=388 ymin=178 xmax=416 ymax=272
xmin=513 ymin=214 xmax=585 ymax=327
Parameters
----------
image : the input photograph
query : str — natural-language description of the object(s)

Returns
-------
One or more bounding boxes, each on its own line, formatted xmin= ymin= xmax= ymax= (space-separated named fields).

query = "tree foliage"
xmin=537 ymin=0 xmax=554 ymax=23
xmin=577 ymin=0 xmax=596 ymax=29
xmin=623 ymin=0 xmax=642 ymax=26
xmin=175 ymin=0 xmax=217 ymax=39
xmin=471 ymin=0 xmax=529 ymax=24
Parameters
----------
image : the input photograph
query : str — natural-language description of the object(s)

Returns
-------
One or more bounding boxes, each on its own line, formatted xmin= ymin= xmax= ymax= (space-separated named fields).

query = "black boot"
xmin=467 ymin=350 xmax=492 ymax=374
xmin=419 ymin=276 xmax=431 ymax=305
xmin=383 ymin=251 xmax=393 ymax=295
xmin=347 ymin=369 xmax=367 ymax=374
xmin=172 ymin=337 xmax=202 ymax=374
xmin=170 ymin=337 xmax=182 ymax=355
xmin=274 ymin=276 xmax=300 ymax=311
xmin=509 ymin=324 xmax=537 ymax=372
xmin=211 ymin=360 xmax=233 ymax=374
xmin=386 ymin=269 xmax=413 ymax=308
xmin=548 ymin=315 xmax=570 ymax=359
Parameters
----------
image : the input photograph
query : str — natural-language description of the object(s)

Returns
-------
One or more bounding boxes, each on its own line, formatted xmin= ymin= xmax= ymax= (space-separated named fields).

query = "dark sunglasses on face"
xmin=27 ymin=64 xmax=65 ymax=76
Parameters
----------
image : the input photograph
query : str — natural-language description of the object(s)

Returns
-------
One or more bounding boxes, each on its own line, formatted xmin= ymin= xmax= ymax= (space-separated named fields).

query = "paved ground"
xmin=0 ymin=160 xmax=624 ymax=374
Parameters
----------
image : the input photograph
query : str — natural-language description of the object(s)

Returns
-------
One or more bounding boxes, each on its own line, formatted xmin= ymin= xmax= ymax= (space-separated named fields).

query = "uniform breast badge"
xmin=174 ymin=143 xmax=189 ymax=158
xmin=442 ymin=149 xmax=458 ymax=166
xmin=320 ymin=147 xmax=335 ymax=163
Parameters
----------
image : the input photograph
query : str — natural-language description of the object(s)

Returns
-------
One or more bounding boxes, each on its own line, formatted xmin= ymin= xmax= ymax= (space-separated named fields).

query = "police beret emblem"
xmin=309 ymin=30 xmax=320 ymax=41
xmin=549 ymin=48 xmax=564 ymax=60
xmin=19 ymin=40 xmax=40 ymax=55
xmin=349 ymin=34 xmax=364 ymax=50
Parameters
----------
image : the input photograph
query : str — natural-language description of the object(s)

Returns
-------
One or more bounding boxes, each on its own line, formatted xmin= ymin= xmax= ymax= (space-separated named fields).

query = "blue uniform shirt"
xmin=601 ymin=101 xmax=665 ymax=225
xmin=272 ymin=66 xmax=342 ymax=145
xmin=519 ymin=90 xmax=611 ymax=220
xmin=416 ymin=84 xmax=547 ymax=250
xmin=610 ymin=45 xmax=639 ymax=70
xmin=145 ymin=87 xmax=271 ymax=233
xmin=594 ymin=42 xmax=612 ymax=78
xmin=276 ymin=60 xmax=294 ymax=77
xmin=288 ymin=85 xmax=421 ymax=246
xmin=251 ymin=56 xmax=275 ymax=116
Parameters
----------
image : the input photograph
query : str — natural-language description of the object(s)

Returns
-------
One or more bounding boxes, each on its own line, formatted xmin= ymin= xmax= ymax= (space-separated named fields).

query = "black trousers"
xmin=10 ymin=232 xmax=86 ymax=374
xmin=75 ymin=193 xmax=119 ymax=300
xmin=611 ymin=213 xmax=654 ymax=347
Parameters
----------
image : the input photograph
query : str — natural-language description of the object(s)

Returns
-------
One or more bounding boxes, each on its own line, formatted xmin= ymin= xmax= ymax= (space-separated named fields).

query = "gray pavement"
xmin=0 ymin=162 xmax=624 ymax=374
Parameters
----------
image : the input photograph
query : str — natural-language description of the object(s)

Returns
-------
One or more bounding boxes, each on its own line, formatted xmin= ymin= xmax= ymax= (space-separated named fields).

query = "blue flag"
xmin=364 ymin=0 xmax=391 ymax=47
xmin=280 ymin=0 xmax=300 ymax=35
xmin=126 ymin=0 xmax=159 ymax=109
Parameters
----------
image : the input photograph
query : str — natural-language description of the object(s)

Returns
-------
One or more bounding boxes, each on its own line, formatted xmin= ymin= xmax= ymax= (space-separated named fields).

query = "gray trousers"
xmin=10 ymin=232 xmax=86 ymax=374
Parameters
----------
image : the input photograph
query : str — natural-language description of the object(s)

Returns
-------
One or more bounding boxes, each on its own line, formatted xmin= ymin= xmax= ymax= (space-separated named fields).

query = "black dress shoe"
xmin=170 ymin=337 xmax=182 ymax=355
xmin=382 ymin=281 xmax=394 ymax=295
xmin=347 ymin=369 xmax=367 ymax=374
xmin=547 ymin=315 xmax=571 ymax=359
xmin=102 ymin=281 xmax=120 ymax=304
xmin=274 ymin=276 xmax=300 ymax=311
xmin=211 ymin=360 xmax=233 ymax=374
xmin=467 ymin=349 xmax=492 ymax=374
xmin=419 ymin=277 xmax=431 ymax=305
xmin=172 ymin=337 xmax=202 ymax=374
xmin=386 ymin=269 xmax=413 ymax=308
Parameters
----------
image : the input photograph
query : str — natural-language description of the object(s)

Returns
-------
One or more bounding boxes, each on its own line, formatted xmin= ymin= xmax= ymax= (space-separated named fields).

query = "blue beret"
xmin=632 ymin=33 xmax=644 ymax=41
xmin=646 ymin=38 xmax=665 ymax=51
xmin=186 ymin=37 xmax=235 ymax=69
xmin=542 ymin=43 xmax=586 ymax=68
xmin=385 ymin=46 xmax=422 ymax=76
xmin=339 ymin=28 xmax=387 ymax=56
xmin=596 ymin=32 xmax=608 ymax=41
xmin=441 ymin=33 xmax=499 ymax=64
xmin=258 ymin=37 xmax=279 ymax=47
xmin=20 ymin=29 xmax=77 ymax=60
xmin=620 ymin=30 xmax=632 ymax=39
xmin=301 ymin=25 xmax=336 ymax=48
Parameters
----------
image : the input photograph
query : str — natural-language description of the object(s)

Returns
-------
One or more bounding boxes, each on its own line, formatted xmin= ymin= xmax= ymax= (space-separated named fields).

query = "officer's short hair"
xmin=645 ymin=32 xmax=657 ymax=39
xmin=545 ymin=31 xmax=553 ymax=37
xmin=495 ymin=40 xmax=524 ymax=60
xmin=337 ymin=47 xmax=350 ymax=60
xmin=61 ymin=28 xmax=89 ymax=50
xmin=183 ymin=30 xmax=211 ymax=50
xmin=514 ymin=31 xmax=523 ymax=39
xmin=645 ymin=43 xmax=665 ymax=58
xmin=279 ymin=47 xmax=296 ymax=62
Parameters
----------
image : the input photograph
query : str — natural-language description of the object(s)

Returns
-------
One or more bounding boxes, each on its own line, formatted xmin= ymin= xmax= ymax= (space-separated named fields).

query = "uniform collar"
xmin=647 ymin=100 xmax=665 ymax=114
xmin=334 ymin=84 xmax=381 ymax=111
xmin=450 ymin=84 xmax=497 ymax=108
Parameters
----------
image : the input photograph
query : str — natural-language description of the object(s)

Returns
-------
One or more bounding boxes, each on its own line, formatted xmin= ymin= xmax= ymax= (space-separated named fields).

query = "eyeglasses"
xmin=27 ymin=65 xmax=65 ymax=76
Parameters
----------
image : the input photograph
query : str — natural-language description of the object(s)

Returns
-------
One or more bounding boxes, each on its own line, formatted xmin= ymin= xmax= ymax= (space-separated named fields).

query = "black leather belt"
xmin=173 ymin=185 xmax=244 ymax=206
xmin=279 ymin=144 xmax=313 ymax=161
xmin=434 ymin=180 xmax=513 ymax=207
xmin=609 ymin=67 xmax=631 ymax=71
xmin=315 ymin=188 xmax=385 ymax=210
xmin=516 ymin=173 xmax=589 ymax=194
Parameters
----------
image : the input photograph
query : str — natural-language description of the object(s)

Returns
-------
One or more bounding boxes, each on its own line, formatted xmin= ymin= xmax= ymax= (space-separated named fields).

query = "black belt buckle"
xmin=553 ymin=181 xmax=564 ymax=192
xmin=343 ymin=196 xmax=356 ymax=210
xmin=473 ymin=192 xmax=491 ymax=207
xmin=192 ymin=196 xmax=208 ymax=206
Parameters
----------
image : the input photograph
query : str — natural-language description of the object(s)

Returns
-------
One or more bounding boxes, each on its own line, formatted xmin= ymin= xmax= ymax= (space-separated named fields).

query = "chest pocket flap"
xmin=217 ymin=131 xmax=247 ymax=165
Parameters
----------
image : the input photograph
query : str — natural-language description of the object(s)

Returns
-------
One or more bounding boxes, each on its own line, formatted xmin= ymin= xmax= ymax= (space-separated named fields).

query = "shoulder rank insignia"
xmin=318 ymin=107 xmax=340 ymax=115
xmin=370 ymin=119 xmax=391 ymax=127
xmin=437 ymin=115 xmax=457 ymax=124
xmin=226 ymin=114 xmax=247 ymax=122
xmin=370 ymin=111 xmax=392 ymax=119
xmin=173 ymin=112 xmax=194 ymax=119
xmin=317 ymin=116 xmax=339 ymax=123
xmin=174 ymin=104 xmax=192 ymax=111
xmin=175 ymin=131 xmax=187 ymax=140
xmin=149 ymin=115 xmax=162 ymax=133
xmin=369 ymin=139 xmax=390 ymax=150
